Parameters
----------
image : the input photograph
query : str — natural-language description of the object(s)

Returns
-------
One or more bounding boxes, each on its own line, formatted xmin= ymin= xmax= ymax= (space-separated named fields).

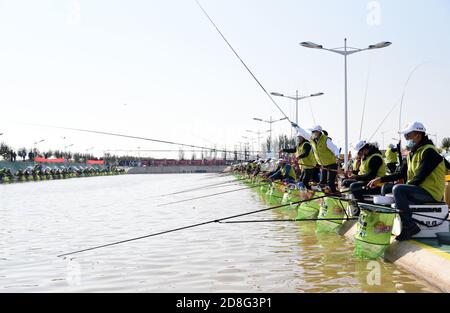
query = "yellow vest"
xmin=280 ymin=164 xmax=297 ymax=180
xmin=296 ymin=141 xmax=316 ymax=169
xmin=310 ymin=134 xmax=336 ymax=166
xmin=407 ymin=144 xmax=445 ymax=202
xmin=358 ymin=153 xmax=386 ymax=177
xmin=385 ymin=148 xmax=398 ymax=164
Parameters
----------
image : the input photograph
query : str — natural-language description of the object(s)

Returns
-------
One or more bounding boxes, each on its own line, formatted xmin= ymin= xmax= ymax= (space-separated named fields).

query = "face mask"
xmin=406 ymin=140 xmax=415 ymax=149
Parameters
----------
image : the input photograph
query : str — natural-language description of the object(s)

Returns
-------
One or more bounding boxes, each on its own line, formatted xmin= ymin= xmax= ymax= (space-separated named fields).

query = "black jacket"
xmin=353 ymin=145 xmax=383 ymax=182
xmin=380 ymin=137 xmax=444 ymax=185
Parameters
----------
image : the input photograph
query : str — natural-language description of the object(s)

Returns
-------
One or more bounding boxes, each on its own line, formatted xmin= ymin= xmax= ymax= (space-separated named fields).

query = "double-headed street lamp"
xmin=300 ymin=38 xmax=391 ymax=167
xmin=245 ymin=129 xmax=270 ymax=154
xmin=253 ymin=116 xmax=287 ymax=153
xmin=270 ymin=91 xmax=324 ymax=125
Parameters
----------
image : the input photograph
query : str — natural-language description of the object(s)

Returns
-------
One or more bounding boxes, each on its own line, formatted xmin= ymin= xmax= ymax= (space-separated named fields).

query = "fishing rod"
xmin=219 ymin=217 xmax=359 ymax=224
xmin=398 ymin=62 xmax=428 ymax=140
xmin=57 ymin=191 xmax=346 ymax=258
xmin=159 ymin=177 xmax=248 ymax=196
xmin=157 ymin=182 xmax=271 ymax=207
xmin=354 ymin=202 xmax=449 ymax=223
xmin=26 ymin=122 xmax=252 ymax=157
xmin=367 ymin=62 xmax=428 ymax=142
xmin=194 ymin=0 xmax=292 ymax=123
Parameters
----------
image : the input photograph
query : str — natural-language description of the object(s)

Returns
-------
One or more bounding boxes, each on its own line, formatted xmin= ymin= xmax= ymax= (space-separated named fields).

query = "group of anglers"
xmin=0 ymin=164 xmax=126 ymax=183
xmin=234 ymin=121 xmax=450 ymax=241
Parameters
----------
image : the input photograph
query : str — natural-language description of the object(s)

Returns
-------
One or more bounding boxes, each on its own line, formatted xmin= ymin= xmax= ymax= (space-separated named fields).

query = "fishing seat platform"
xmin=390 ymin=202 xmax=449 ymax=238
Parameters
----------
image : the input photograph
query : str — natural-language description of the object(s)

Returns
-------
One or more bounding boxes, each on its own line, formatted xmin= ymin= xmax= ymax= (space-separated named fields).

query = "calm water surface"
xmin=0 ymin=174 xmax=436 ymax=292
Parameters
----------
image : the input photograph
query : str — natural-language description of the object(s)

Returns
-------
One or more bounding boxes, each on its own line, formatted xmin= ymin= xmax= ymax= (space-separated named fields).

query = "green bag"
xmin=354 ymin=207 xmax=396 ymax=259
xmin=316 ymin=197 xmax=346 ymax=233
xmin=295 ymin=192 xmax=324 ymax=219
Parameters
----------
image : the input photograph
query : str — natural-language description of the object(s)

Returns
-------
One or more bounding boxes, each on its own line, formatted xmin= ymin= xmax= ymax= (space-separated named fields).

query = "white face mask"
xmin=406 ymin=140 xmax=415 ymax=149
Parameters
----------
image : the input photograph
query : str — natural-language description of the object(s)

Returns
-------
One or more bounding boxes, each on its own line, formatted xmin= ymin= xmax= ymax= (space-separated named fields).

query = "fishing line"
xmin=359 ymin=55 xmax=372 ymax=140
xmin=157 ymin=182 xmax=271 ymax=207
xmin=194 ymin=0 xmax=292 ymax=122
xmin=159 ymin=177 xmax=248 ymax=196
xmin=24 ymin=122 xmax=250 ymax=157
xmin=398 ymin=62 xmax=428 ymax=136
xmin=57 ymin=191 xmax=347 ymax=258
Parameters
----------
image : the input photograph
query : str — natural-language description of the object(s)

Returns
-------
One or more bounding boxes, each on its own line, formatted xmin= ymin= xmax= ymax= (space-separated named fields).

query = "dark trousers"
xmin=349 ymin=181 xmax=380 ymax=200
xmin=319 ymin=163 xmax=338 ymax=192
xmin=392 ymin=184 xmax=436 ymax=227
xmin=383 ymin=183 xmax=436 ymax=227
xmin=299 ymin=168 xmax=314 ymax=189
xmin=387 ymin=163 xmax=397 ymax=174
xmin=312 ymin=167 xmax=320 ymax=183
xmin=343 ymin=179 xmax=381 ymax=200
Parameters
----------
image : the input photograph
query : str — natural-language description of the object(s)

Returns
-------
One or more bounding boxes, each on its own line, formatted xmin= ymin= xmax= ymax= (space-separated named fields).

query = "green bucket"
xmin=354 ymin=204 xmax=396 ymax=259
xmin=316 ymin=197 xmax=346 ymax=233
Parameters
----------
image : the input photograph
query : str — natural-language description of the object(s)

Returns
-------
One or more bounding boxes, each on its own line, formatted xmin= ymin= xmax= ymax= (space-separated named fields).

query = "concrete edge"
xmin=339 ymin=220 xmax=450 ymax=292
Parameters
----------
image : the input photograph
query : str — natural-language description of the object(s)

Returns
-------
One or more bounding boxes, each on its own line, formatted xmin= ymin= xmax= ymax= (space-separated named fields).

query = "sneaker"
xmin=395 ymin=222 xmax=421 ymax=241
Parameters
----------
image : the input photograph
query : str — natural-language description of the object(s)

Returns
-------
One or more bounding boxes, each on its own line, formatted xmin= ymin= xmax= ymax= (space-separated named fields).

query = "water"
xmin=0 ymin=174 xmax=436 ymax=292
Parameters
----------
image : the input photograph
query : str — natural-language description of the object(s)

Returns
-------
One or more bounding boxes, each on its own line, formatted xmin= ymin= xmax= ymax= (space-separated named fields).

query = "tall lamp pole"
xmin=253 ymin=116 xmax=287 ymax=154
xmin=300 ymin=39 xmax=391 ymax=168
xmin=270 ymin=91 xmax=324 ymax=125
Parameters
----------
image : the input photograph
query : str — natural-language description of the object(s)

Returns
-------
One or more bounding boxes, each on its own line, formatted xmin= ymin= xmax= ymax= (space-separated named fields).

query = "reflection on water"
xmin=0 ymin=174 xmax=435 ymax=292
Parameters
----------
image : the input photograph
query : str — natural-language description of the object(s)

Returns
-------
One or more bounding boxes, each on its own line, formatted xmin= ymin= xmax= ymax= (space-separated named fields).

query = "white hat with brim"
xmin=296 ymin=131 xmax=306 ymax=139
xmin=399 ymin=122 xmax=426 ymax=135
xmin=354 ymin=140 xmax=368 ymax=153
xmin=309 ymin=125 xmax=322 ymax=132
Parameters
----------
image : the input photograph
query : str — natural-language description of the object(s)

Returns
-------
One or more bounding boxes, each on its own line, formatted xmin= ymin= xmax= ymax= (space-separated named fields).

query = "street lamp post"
xmin=245 ymin=129 xmax=270 ymax=155
xmin=300 ymin=39 xmax=391 ymax=168
xmin=253 ymin=116 xmax=287 ymax=154
xmin=270 ymin=91 xmax=324 ymax=125
xmin=242 ymin=136 xmax=256 ymax=159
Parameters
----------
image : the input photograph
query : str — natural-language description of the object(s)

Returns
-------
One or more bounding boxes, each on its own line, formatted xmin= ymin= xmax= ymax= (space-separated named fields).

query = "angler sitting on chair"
xmin=368 ymin=122 xmax=446 ymax=241
xmin=268 ymin=158 xmax=297 ymax=184
xmin=343 ymin=140 xmax=386 ymax=201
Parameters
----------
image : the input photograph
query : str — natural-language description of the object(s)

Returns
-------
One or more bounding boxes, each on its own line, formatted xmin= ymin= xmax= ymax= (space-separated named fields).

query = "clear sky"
xmin=1 ymin=0 xmax=449 ymax=159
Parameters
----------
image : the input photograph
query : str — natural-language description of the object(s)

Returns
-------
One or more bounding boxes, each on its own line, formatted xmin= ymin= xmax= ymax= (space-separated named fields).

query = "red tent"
xmin=35 ymin=157 xmax=66 ymax=163
xmin=86 ymin=160 xmax=104 ymax=165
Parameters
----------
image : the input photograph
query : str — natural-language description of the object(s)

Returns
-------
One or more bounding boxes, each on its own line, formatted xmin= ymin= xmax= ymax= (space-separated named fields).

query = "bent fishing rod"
xmin=57 ymin=191 xmax=349 ymax=258
xmin=194 ymin=0 xmax=292 ymax=123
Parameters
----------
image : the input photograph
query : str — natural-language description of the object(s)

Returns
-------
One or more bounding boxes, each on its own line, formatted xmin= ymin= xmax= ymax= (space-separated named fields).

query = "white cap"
xmin=399 ymin=121 xmax=426 ymax=135
xmin=309 ymin=125 xmax=323 ymax=132
xmin=296 ymin=131 xmax=306 ymax=139
xmin=354 ymin=140 xmax=368 ymax=152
